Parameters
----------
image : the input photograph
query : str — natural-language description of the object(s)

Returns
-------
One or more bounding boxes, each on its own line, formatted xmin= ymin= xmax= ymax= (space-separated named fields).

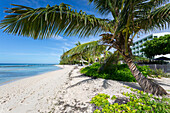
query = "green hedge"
xmin=80 ymin=63 xmax=150 ymax=82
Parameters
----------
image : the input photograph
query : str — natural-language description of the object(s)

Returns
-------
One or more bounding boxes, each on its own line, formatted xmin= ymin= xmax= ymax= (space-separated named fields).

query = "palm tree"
xmin=0 ymin=0 xmax=169 ymax=95
xmin=61 ymin=41 xmax=106 ymax=65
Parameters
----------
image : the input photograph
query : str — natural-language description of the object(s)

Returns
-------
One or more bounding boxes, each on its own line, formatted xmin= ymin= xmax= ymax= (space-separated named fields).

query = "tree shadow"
xmin=102 ymin=79 xmax=111 ymax=89
xmin=67 ymin=78 xmax=94 ymax=89
xmin=148 ymin=78 xmax=170 ymax=87
xmin=118 ymin=81 xmax=142 ymax=90
xmin=68 ymin=74 xmax=112 ymax=90
xmin=71 ymin=74 xmax=87 ymax=79
xmin=113 ymin=97 xmax=129 ymax=105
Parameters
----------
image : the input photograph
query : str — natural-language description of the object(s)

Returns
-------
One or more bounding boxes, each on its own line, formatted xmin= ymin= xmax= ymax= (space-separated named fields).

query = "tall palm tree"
xmin=0 ymin=0 xmax=169 ymax=95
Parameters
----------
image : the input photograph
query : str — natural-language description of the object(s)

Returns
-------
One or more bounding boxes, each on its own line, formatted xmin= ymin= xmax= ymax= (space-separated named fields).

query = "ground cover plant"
xmin=81 ymin=63 xmax=151 ymax=82
xmin=91 ymin=87 xmax=170 ymax=113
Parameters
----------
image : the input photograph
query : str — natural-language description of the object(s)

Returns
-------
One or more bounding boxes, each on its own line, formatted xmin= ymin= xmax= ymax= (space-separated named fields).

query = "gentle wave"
xmin=0 ymin=64 xmax=55 ymax=68
xmin=0 ymin=64 xmax=60 ymax=85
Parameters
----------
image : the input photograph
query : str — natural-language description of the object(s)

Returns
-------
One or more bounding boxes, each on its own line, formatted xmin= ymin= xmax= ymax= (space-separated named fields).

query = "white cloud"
xmin=20 ymin=0 xmax=40 ymax=7
xmin=62 ymin=47 xmax=69 ymax=51
xmin=52 ymin=35 xmax=67 ymax=41
xmin=64 ymin=42 xmax=72 ymax=47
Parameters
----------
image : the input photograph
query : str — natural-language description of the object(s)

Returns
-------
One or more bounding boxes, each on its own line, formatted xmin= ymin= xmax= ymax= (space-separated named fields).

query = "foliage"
xmin=60 ymin=41 xmax=107 ymax=65
xmin=80 ymin=63 xmax=150 ymax=82
xmin=132 ymin=56 xmax=149 ymax=63
xmin=136 ymin=65 xmax=168 ymax=78
xmin=91 ymin=87 xmax=170 ymax=113
xmin=0 ymin=3 xmax=109 ymax=39
xmin=141 ymin=34 xmax=170 ymax=58
xmin=149 ymin=69 xmax=169 ymax=78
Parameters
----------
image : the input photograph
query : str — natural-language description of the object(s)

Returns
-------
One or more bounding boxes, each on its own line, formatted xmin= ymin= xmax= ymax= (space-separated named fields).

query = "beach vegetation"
xmin=81 ymin=63 xmax=149 ymax=82
xmin=1 ymin=0 xmax=169 ymax=95
xmin=60 ymin=41 xmax=107 ymax=65
xmin=81 ymin=63 xmax=168 ymax=81
xmin=91 ymin=87 xmax=170 ymax=113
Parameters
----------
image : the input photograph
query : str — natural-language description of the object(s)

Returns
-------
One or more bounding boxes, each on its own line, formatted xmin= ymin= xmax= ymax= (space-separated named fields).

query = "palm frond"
xmin=0 ymin=3 xmax=111 ymax=39
xmin=135 ymin=3 xmax=170 ymax=32
xmin=62 ymin=41 xmax=106 ymax=57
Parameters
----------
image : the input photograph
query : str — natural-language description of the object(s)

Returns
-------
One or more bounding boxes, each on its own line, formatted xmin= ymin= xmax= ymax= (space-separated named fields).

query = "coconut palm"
xmin=0 ymin=0 xmax=169 ymax=95
xmin=61 ymin=41 xmax=106 ymax=65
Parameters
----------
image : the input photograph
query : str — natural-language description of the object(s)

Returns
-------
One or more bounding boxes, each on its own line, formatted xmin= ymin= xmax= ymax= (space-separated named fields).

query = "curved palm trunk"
xmin=98 ymin=53 xmax=116 ymax=72
xmin=124 ymin=57 xmax=167 ymax=96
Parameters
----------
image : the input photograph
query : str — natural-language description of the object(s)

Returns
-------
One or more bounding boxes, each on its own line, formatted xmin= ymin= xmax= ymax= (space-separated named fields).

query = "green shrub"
xmin=80 ymin=63 xmax=149 ymax=82
xmin=91 ymin=87 xmax=170 ymax=113
xmin=136 ymin=65 xmax=152 ymax=77
xmin=150 ymin=69 xmax=169 ymax=78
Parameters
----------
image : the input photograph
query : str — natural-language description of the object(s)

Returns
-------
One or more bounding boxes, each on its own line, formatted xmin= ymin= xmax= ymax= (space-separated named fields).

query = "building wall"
xmin=131 ymin=32 xmax=170 ymax=57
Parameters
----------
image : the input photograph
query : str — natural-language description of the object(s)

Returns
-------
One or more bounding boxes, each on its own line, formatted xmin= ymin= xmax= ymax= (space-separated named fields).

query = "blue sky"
xmin=0 ymin=0 xmax=169 ymax=64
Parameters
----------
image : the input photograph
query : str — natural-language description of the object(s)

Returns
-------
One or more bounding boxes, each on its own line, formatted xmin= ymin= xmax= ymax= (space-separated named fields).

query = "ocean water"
xmin=0 ymin=63 xmax=61 ymax=85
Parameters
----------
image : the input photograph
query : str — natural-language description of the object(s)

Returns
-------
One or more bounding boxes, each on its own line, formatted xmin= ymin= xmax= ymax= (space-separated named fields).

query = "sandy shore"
xmin=0 ymin=65 xmax=170 ymax=113
xmin=0 ymin=65 xmax=74 ymax=113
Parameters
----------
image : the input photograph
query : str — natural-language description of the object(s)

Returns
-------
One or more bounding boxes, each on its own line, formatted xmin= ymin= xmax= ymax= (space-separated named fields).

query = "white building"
xmin=131 ymin=32 xmax=170 ymax=57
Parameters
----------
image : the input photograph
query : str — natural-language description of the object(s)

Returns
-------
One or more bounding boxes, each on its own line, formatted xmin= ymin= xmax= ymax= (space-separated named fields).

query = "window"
xmin=154 ymin=36 xmax=157 ymax=38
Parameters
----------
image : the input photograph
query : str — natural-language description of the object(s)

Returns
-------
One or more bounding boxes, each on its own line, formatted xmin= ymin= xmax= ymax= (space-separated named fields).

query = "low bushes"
xmin=80 ymin=63 xmax=149 ymax=82
xmin=81 ymin=62 xmax=168 ymax=82
xmin=91 ymin=87 xmax=170 ymax=113
xmin=149 ymin=69 xmax=169 ymax=78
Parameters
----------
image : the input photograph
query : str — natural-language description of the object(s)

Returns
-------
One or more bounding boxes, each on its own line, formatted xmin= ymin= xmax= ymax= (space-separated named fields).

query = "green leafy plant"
xmin=80 ymin=63 xmax=150 ymax=82
xmin=149 ymin=69 xmax=169 ymax=78
xmin=91 ymin=87 xmax=170 ymax=113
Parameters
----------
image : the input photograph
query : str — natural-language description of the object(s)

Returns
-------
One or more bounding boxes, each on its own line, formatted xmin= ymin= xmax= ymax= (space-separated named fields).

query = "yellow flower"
xmin=126 ymin=106 xmax=131 ymax=111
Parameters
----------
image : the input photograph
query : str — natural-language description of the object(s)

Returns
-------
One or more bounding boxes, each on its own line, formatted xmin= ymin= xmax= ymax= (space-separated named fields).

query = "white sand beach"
xmin=0 ymin=65 xmax=170 ymax=113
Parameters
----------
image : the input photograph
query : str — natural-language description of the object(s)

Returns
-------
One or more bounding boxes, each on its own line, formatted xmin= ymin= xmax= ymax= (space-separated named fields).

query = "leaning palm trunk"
xmin=98 ymin=53 xmax=116 ymax=72
xmin=124 ymin=56 xmax=167 ymax=95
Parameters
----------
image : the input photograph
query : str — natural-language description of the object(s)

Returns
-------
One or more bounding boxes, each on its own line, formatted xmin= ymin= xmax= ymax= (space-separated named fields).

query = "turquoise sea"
xmin=0 ymin=63 xmax=60 ymax=85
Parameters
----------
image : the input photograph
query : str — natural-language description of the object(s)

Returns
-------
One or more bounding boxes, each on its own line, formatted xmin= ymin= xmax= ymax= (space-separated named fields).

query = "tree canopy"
xmin=0 ymin=1 xmax=169 ymax=41
xmin=141 ymin=34 xmax=170 ymax=58
xmin=60 ymin=41 xmax=107 ymax=64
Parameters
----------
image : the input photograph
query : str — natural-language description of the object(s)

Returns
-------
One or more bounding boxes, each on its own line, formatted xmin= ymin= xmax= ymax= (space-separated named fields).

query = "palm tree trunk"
xmin=124 ymin=57 xmax=167 ymax=96
xmin=98 ymin=53 xmax=115 ymax=72
xmin=88 ymin=58 xmax=91 ymax=66
xmin=81 ymin=55 xmax=84 ymax=66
